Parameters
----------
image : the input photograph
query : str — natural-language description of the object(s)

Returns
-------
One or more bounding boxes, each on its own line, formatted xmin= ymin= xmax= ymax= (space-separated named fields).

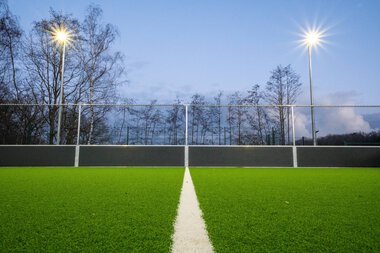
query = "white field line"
xmin=171 ymin=167 xmax=214 ymax=253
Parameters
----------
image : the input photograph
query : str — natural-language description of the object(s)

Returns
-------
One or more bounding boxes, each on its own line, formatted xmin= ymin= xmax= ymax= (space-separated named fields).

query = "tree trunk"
xmin=87 ymin=79 xmax=95 ymax=145
xmin=8 ymin=39 xmax=19 ymax=100
xmin=49 ymin=107 xmax=56 ymax=144
xmin=118 ymin=107 xmax=126 ymax=143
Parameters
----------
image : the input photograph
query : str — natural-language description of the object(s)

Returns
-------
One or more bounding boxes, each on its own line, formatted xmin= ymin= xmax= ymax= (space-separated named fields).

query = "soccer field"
xmin=1 ymin=167 xmax=379 ymax=252
xmin=191 ymin=168 xmax=380 ymax=252
xmin=0 ymin=167 xmax=184 ymax=252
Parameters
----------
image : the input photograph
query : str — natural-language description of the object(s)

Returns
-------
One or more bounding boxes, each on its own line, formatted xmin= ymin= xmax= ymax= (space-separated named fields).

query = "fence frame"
xmin=1 ymin=103 xmax=380 ymax=168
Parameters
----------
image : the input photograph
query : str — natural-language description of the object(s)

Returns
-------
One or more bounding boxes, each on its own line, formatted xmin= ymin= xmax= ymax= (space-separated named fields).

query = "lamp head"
xmin=56 ymin=30 xmax=68 ymax=43
xmin=303 ymin=29 xmax=323 ymax=48
xmin=306 ymin=31 xmax=320 ymax=46
xmin=51 ymin=24 xmax=72 ymax=45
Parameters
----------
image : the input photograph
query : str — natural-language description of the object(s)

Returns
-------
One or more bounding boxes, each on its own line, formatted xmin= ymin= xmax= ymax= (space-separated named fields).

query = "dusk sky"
xmin=9 ymin=0 xmax=380 ymax=104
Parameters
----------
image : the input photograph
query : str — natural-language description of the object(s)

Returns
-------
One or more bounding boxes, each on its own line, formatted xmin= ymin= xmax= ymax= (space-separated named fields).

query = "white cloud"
xmin=294 ymin=110 xmax=310 ymax=137
xmin=293 ymin=91 xmax=372 ymax=137
xmin=317 ymin=107 xmax=371 ymax=135
xmin=317 ymin=92 xmax=371 ymax=135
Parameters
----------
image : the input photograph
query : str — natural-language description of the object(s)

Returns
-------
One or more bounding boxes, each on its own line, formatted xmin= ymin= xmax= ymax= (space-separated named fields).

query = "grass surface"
xmin=191 ymin=168 xmax=380 ymax=252
xmin=0 ymin=167 xmax=184 ymax=252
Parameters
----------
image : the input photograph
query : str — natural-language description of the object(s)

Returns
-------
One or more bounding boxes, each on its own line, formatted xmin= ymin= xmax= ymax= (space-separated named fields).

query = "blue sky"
xmin=9 ymin=0 xmax=380 ymax=104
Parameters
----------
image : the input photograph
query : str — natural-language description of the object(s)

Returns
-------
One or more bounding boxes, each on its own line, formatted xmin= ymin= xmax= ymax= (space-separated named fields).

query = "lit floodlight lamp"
xmin=51 ymin=24 xmax=73 ymax=46
xmin=305 ymin=31 xmax=321 ymax=47
xmin=302 ymin=29 xmax=324 ymax=48
xmin=56 ymin=31 xmax=68 ymax=42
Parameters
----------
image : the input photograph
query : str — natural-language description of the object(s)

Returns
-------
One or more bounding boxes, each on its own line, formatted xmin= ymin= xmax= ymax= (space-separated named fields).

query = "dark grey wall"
xmin=189 ymin=146 xmax=293 ymax=167
xmin=79 ymin=146 xmax=184 ymax=166
xmin=1 ymin=145 xmax=379 ymax=167
xmin=297 ymin=147 xmax=380 ymax=167
xmin=0 ymin=146 xmax=75 ymax=166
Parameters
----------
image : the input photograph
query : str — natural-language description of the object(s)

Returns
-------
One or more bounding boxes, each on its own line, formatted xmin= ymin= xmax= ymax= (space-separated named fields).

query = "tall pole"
xmin=291 ymin=105 xmax=298 ymax=168
xmin=185 ymin=105 xmax=188 ymax=147
xmin=308 ymin=45 xmax=317 ymax=146
xmin=185 ymin=104 xmax=189 ymax=168
xmin=74 ymin=103 xmax=82 ymax=167
xmin=56 ymin=42 xmax=66 ymax=145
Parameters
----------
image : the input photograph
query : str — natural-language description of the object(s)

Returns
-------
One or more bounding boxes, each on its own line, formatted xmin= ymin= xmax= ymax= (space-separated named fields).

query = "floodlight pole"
xmin=56 ymin=42 xmax=66 ymax=145
xmin=308 ymin=45 xmax=317 ymax=146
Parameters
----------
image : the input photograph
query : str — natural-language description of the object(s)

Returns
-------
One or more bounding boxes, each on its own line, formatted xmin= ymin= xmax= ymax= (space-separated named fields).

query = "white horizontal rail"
xmin=1 ymin=103 xmax=380 ymax=108
xmin=1 ymin=144 xmax=379 ymax=148
xmin=0 ymin=144 xmax=185 ymax=147
xmin=0 ymin=103 xmax=182 ymax=107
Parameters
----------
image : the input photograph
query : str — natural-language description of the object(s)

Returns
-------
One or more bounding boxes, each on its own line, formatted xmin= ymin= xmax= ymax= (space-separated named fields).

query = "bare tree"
xmin=112 ymin=98 xmax=135 ymax=144
xmin=0 ymin=0 xmax=22 ymax=100
xmin=227 ymin=91 xmax=247 ymax=145
xmin=79 ymin=5 xmax=124 ymax=144
xmin=190 ymin=93 xmax=206 ymax=144
xmin=265 ymin=65 xmax=302 ymax=145
xmin=137 ymin=100 xmax=163 ymax=145
xmin=284 ymin=65 xmax=302 ymax=143
xmin=0 ymin=0 xmax=24 ymax=144
xmin=166 ymin=98 xmax=185 ymax=145
xmin=0 ymin=4 xmax=124 ymax=145
xmin=23 ymin=10 xmax=81 ymax=144
xmin=244 ymin=85 xmax=270 ymax=144
xmin=210 ymin=91 xmax=223 ymax=144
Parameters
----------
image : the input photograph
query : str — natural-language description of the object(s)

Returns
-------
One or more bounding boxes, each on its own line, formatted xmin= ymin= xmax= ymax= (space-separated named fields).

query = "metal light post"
xmin=56 ymin=41 xmax=66 ymax=145
xmin=52 ymin=26 xmax=71 ymax=145
xmin=304 ymin=31 xmax=321 ymax=146
xmin=307 ymin=44 xmax=316 ymax=146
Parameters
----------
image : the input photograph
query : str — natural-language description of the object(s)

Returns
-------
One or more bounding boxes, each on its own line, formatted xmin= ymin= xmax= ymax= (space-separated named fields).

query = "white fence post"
xmin=291 ymin=105 xmax=298 ymax=168
xmin=185 ymin=104 xmax=189 ymax=168
xmin=74 ymin=103 xmax=82 ymax=167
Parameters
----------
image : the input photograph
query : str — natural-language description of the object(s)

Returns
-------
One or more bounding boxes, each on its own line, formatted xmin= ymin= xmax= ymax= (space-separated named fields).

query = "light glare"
xmin=50 ymin=24 xmax=73 ymax=46
xmin=305 ymin=31 xmax=321 ymax=46
xmin=56 ymin=31 xmax=68 ymax=42
xmin=300 ymin=27 xmax=326 ymax=49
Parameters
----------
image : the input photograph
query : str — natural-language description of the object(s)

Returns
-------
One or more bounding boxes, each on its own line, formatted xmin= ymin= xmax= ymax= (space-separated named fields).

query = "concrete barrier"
xmin=79 ymin=146 xmax=184 ymax=166
xmin=297 ymin=146 xmax=380 ymax=167
xmin=0 ymin=145 xmax=379 ymax=167
xmin=0 ymin=146 xmax=75 ymax=166
xmin=189 ymin=146 xmax=293 ymax=167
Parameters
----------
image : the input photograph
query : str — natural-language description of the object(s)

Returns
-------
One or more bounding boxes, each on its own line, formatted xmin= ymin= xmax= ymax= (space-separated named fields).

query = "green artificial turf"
xmin=0 ymin=167 xmax=184 ymax=252
xmin=191 ymin=168 xmax=380 ymax=252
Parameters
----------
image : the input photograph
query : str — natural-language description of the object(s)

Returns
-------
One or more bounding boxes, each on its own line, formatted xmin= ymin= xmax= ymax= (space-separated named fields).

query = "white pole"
xmin=74 ymin=103 xmax=82 ymax=167
xmin=291 ymin=106 xmax=298 ymax=168
xmin=308 ymin=45 xmax=317 ymax=146
xmin=185 ymin=104 xmax=189 ymax=168
xmin=291 ymin=106 xmax=296 ymax=146
xmin=56 ymin=42 xmax=66 ymax=145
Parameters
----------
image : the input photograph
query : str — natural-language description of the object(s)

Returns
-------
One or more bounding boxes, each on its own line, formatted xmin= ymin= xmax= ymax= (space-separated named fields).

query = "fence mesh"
xmin=1 ymin=104 xmax=379 ymax=146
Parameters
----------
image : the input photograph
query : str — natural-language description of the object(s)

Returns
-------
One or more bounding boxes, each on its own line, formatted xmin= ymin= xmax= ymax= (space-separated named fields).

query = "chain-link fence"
xmin=1 ymin=104 xmax=379 ymax=146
